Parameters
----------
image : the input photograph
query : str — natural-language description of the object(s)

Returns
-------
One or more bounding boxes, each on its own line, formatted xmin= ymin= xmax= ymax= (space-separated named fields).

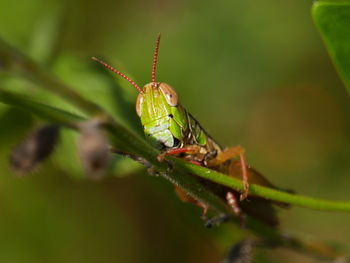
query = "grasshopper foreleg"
xmin=157 ymin=145 xmax=202 ymax=162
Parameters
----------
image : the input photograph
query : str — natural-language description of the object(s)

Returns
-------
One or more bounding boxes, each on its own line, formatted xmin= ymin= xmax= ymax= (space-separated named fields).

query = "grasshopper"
xmin=92 ymin=34 xmax=286 ymax=226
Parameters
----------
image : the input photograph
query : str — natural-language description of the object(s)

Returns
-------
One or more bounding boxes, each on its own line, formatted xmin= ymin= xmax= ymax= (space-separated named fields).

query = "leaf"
xmin=0 ymin=90 xmax=84 ymax=125
xmin=28 ymin=4 xmax=65 ymax=64
xmin=312 ymin=0 xmax=350 ymax=94
xmin=90 ymin=59 xmax=143 ymax=135
xmin=53 ymin=54 xmax=142 ymax=134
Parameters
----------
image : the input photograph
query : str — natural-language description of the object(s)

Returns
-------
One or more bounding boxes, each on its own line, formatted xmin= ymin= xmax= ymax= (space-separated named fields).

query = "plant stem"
xmin=0 ymin=90 xmax=84 ymax=127
xmin=175 ymin=158 xmax=350 ymax=212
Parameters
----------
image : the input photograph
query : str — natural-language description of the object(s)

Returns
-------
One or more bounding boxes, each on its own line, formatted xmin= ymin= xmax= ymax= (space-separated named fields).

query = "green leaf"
xmin=90 ymin=59 xmax=143 ymax=135
xmin=0 ymin=90 xmax=84 ymax=126
xmin=312 ymin=0 xmax=350 ymax=94
xmin=52 ymin=54 xmax=142 ymax=134
xmin=28 ymin=4 xmax=64 ymax=64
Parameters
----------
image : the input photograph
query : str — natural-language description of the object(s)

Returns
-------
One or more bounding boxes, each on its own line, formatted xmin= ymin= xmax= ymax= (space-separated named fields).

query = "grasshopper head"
xmin=92 ymin=34 xmax=186 ymax=148
xmin=136 ymin=82 xmax=179 ymax=116
xmin=136 ymin=34 xmax=179 ymax=115
xmin=135 ymin=80 xmax=185 ymax=148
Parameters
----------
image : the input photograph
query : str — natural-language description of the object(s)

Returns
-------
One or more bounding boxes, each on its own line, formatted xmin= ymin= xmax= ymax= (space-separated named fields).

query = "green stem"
xmin=175 ymin=158 xmax=350 ymax=212
xmin=0 ymin=90 xmax=84 ymax=127
xmin=5 ymin=88 xmax=349 ymax=213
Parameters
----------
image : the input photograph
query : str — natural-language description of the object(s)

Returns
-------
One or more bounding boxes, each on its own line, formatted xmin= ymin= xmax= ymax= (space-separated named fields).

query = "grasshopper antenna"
xmin=152 ymin=33 xmax=161 ymax=87
xmin=91 ymin=57 xmax=143 ymax=94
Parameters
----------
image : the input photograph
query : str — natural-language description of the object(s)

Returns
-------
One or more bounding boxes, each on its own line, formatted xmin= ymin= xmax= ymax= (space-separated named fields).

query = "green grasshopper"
xmin=92 ymin=34 xmax=286 ymax=226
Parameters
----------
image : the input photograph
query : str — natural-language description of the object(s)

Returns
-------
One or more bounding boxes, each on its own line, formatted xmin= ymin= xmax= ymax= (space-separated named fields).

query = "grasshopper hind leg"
xmin=226 ymin=192 xmax=246 ymax=228
xmin=205 ymin=192 xmax=246 ymax=228
xmin=207 ymin=146 xmax=250 ymax=200
xmin=174 ymin=186 xmax=209 ymax=220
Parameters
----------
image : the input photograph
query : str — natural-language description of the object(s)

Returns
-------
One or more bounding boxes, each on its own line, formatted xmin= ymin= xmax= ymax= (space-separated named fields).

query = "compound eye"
xmin=136 ymin=93 xmax=143 ymax=117
xmin=159 ymin=83 xmax=178 ymax=106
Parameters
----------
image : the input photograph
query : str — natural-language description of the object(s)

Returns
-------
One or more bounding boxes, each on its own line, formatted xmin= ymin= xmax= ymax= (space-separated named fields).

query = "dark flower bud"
xmin=221 ymin=240 xmax=254 ymax=263
xmin=78 ymin=121 xmax=110 ymax=179
xmin=10 ymin=125 xmax=60 ymax=174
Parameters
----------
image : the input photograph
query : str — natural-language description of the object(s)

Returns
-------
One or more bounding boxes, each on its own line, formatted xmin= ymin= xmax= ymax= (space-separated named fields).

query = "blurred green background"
xmin=0 ymin=0 xmax=350 ymax=262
